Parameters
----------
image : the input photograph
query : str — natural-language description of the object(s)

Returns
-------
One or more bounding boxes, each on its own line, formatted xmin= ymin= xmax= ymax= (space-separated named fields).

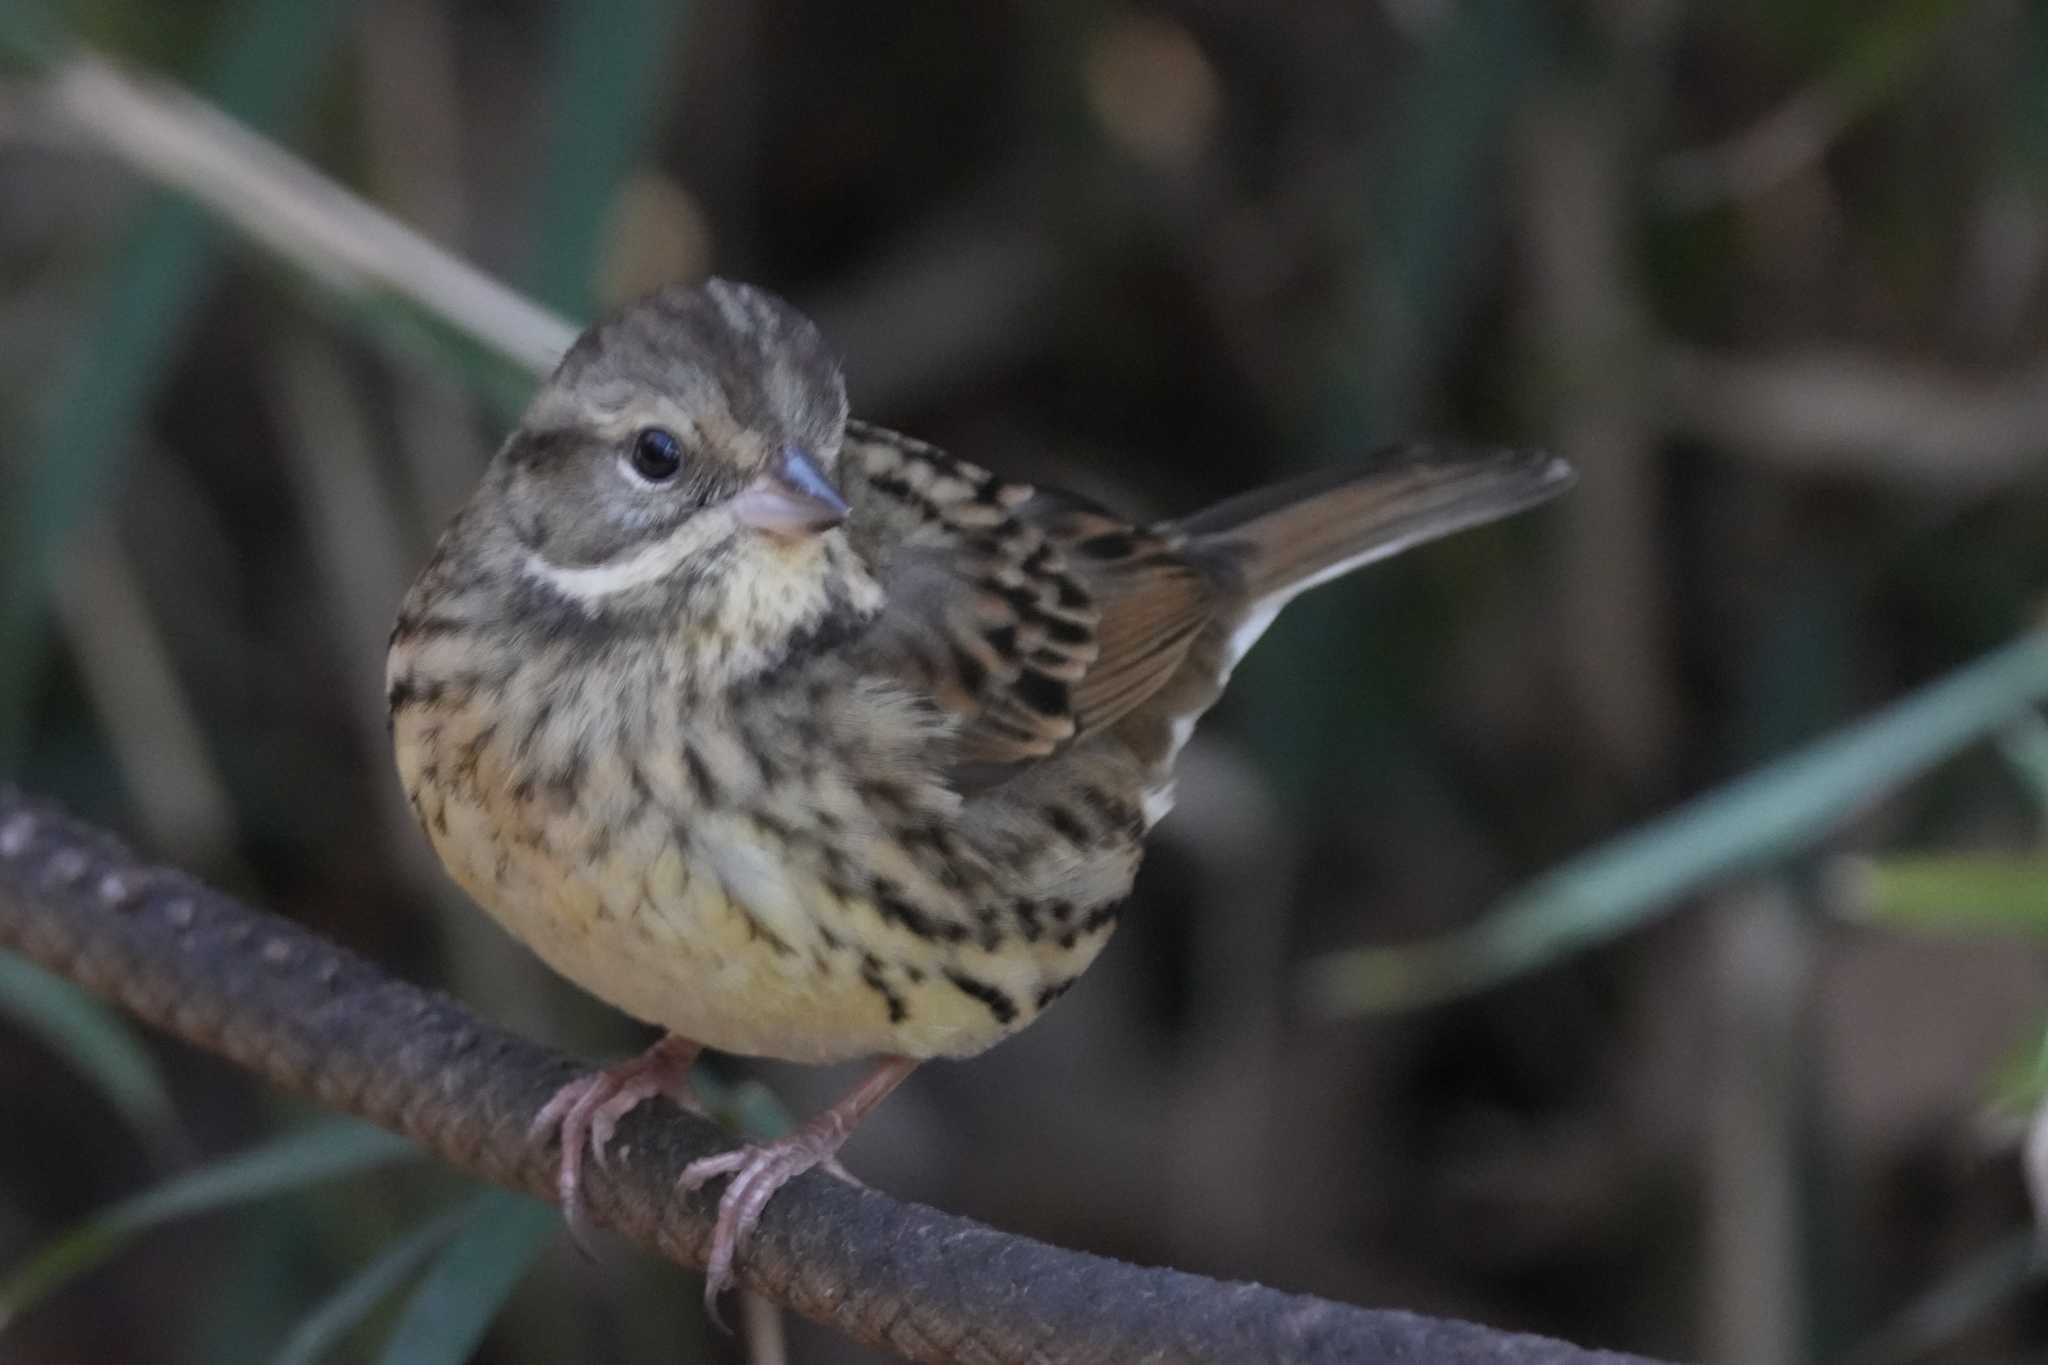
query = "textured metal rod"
xmin=0 ymin=786 xmax=1664 ymax=1365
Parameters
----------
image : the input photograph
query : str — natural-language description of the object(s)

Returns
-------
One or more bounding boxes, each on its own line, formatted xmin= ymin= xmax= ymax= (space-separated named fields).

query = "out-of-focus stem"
xmin=39 ymin=52 xmax=575 ymax=378
xmin=1705 ymin=882 xmax=1816 ymax=1365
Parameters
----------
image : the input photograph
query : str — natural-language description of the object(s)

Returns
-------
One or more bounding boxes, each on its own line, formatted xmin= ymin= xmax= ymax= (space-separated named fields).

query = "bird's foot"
xmin=531 ymin=1034 xmax=704 ymax=1242
xmin=678 ymin=1129 xmax=848 ymax=1315
xmin=677 ymin=1056 xmax=915 ymax=1317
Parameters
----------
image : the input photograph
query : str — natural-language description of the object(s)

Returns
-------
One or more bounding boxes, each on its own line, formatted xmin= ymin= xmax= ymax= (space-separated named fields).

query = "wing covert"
xmin=838 ymin=421 xmax=1222 ymax=782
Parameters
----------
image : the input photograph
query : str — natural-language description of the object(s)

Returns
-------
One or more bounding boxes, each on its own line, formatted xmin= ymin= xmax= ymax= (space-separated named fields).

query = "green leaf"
xmin=528 ymin=0 xmax=692 ymax=316
xmin=727 ymin=1079 xmax=799 ymax=1140
xmin=683 ymin=1072 xmax=796 ymax=1140
xmin=1835 ymin=854 xmax=2048 ymax=935
xmin=0 ymin=0 xmax=65 ymax=70
xmin=1984 ymin=1023 xmax=2048 ymax=1116
xmin=1997 ymin=710 xmax=2048 ymax=813
xmin=1305 ymin=630 xmax=2048 ymax=1014
xmin=0 ymin=1121 xmax=416 ymax=1333
xmin=282 ymin=276 xmax=548 ymax=420
xmin=1321 ymin=0 xmax=1546 ymax=445
xmin=268 ymin=1205 xmax=471 ymax=1365
xmin=0 ymin=950 xmax=178 ymax=1146
xmin=0 ymin=0 xmax=355 ymax=756
xmin=374 ymin=1191 xmax=557 ymax=1365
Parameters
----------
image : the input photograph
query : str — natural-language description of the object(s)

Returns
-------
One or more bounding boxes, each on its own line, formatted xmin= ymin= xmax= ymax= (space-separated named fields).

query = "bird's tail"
xmin=1177 ymin=445 xmax=1574 ymax=670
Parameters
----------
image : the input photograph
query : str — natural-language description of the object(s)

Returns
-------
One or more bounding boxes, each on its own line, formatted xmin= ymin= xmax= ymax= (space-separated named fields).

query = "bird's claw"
xmin=529 ymin=1036 xmax=703 ymax=1249
xmin=679 ymin=1132 xmax=858 ymax=1319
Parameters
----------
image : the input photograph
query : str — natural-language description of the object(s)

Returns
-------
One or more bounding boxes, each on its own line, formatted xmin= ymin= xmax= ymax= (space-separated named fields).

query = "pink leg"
xmin=679 ymin=1056 xmax=916 ymax=1315
xmin=531 ymin=1034 xmax=704 ymax=1239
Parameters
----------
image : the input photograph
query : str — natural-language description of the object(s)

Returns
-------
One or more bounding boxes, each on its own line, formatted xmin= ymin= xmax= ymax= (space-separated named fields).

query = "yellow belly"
xmin=396 ymin=712 xmax=1067 ymax=1063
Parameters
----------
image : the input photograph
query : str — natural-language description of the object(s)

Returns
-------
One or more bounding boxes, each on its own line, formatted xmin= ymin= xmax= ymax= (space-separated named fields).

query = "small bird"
xmin=388 ymin=278 xmax=1572 ymax=1306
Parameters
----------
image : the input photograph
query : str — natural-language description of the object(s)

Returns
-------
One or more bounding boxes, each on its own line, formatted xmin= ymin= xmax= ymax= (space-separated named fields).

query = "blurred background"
xmin=6 ymin=0 xmax=2048 ymax=1362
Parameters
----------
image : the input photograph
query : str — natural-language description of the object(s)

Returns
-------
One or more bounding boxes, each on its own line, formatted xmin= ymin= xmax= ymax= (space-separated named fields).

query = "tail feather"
xmin=1179 ymin=444 xmax=1574 ymax=669
xmin=1108 ymin=444 xmax=1571 ymax=797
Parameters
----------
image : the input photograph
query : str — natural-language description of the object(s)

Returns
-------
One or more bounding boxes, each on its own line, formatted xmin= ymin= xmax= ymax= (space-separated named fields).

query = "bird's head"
xmin=496 ymin=275 xmax=851 ymax=583
xmin=414 ymin=278 xmax=878 ymax=692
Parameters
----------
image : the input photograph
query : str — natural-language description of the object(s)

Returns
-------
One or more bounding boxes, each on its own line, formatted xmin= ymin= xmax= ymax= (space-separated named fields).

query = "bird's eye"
xmin=629 ymin=427 xmax=685 ymax=482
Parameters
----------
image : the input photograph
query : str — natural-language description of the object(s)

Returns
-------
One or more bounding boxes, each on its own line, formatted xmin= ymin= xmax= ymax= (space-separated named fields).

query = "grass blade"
xmin=43 ymin=56 xmax=575 ymax=379
xmin=0 ymin=0 xmax=63 ymax=69
xmin=1997 ymin=710 xmax=2048 ymax=814
xmin=1321 ymin=0 xmax=1544 ymax=444
xmin=0 ymin=951 xmax=177 ymax=1146
xmin=0 ymin=1121 xmax=416 ymax=1332
xmin=14 ymin=36 xmax=580 ymax=439
xmin=0 ymin=0 xmax=355 ymax=755
xmin=1657 ymin=0 xmax=1965 ymax=209
xmin=373 ymin=1190 xmax=556 ymax=1365
xmin=1305 ymin=630 xmax=2048 ymax=1013
xmin=528 ymin=0 xmax=692 ymax=315
xmin=1833 ymin=854 xmax=2048 ymax=935
xmin=268 ymin=1205 xmax=471 ymax=1365
xmin=1847 ymin=1231 xmax=2047 ymax=1365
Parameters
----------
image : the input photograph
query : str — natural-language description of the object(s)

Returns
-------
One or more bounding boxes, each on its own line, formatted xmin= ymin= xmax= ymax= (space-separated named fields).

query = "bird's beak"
xmin=732 ymin=446 xmax=850 ymax=536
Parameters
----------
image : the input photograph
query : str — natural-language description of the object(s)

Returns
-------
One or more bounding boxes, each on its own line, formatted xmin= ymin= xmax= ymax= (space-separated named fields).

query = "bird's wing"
xmin=838 ymin=422 xmax=1221 ymax=782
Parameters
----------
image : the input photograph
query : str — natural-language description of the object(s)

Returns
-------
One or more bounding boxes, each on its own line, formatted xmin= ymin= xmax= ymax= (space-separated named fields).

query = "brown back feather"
xmin=841 ymin=425 xmax=1572 ymax=786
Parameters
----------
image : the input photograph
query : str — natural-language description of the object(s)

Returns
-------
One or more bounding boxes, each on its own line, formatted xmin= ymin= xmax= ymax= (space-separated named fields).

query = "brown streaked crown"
xmin=543 ymin=278 xmax=847 ymax=469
